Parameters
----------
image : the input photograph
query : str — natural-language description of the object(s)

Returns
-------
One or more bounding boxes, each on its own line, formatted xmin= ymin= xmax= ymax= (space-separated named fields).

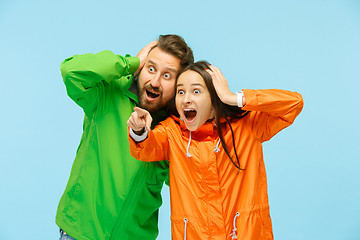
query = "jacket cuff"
xmin=242 ymin=89 xmax=258 ymax=110
xmin=129 ymin=127 xmax=148 ymax=142
xmin=125 ymin=56 xmax=140 ymax=74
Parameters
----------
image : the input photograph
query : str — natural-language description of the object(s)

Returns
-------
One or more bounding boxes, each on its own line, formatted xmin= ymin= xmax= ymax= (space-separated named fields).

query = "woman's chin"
xmin=185 ymin=122 xmax=200 ymax=132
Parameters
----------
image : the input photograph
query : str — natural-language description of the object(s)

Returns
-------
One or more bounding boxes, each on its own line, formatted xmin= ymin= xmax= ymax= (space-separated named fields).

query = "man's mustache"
xmin=144 ymin=84 xmax=162 ymax=94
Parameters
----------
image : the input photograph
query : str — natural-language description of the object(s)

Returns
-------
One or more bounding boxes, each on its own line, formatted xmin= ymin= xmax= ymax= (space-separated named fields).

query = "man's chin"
xmin=139 ymin=99 xmax=163 ymax=113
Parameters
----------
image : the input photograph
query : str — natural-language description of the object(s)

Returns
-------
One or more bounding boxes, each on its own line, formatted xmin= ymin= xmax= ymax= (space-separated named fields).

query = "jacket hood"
xmin=171 ymin=114 xmax=230 ymax=132
xmin=170 ymin=114 xmax=223 ymax=157
xmin=170 ymin=114 xmax=219 ymax=139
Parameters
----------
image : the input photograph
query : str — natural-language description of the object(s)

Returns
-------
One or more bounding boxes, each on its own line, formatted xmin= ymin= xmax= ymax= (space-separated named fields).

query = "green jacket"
xmin=56 ymin=50 xmax=169 ymax=240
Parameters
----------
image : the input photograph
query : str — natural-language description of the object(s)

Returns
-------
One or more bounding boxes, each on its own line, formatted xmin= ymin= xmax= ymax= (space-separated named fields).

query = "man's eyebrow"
xmin=147 ymin=59 xmax=157 ymax=66
xmin=147 ymin=59 xmax=178 ymax=73
xmin=167 ymin=67 xmax=178 ymax=73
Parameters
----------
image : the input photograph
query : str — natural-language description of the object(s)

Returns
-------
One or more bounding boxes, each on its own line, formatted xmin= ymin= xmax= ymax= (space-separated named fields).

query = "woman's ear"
xmin=209 ymin=107 xmax=215 ymax=119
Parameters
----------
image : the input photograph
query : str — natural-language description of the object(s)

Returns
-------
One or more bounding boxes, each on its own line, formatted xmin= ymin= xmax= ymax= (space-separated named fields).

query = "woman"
xmin=127 ymin=61 xmax=303 ymax=239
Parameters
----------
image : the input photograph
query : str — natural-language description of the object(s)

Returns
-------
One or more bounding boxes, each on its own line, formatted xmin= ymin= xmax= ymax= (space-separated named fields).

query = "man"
xmin=57 ymin=35 xmax=194 ymax=240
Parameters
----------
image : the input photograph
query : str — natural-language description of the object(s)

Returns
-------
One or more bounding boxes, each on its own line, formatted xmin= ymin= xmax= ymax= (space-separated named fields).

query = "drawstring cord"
xmin=186 ymin=132 xmax=192 ymax=157
xmin=213 ymin=122 xmax=221 ymax=153
xmin=183 ymin=218 xmax=188 ymax=240
xmin=213 ymin=138 xmax=221 ymax=153
xmin=187 ymin=122 xmax=221 ymax=156
xmin=230 ymin=212 xmax=240 ymax=239
xmin=187 ymin=132 xmax=221 ymax=155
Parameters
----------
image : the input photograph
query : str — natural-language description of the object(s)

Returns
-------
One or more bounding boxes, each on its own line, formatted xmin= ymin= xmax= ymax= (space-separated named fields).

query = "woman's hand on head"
xmin=127 ymin=107 xmax=153 ymax=135
xmin=206 ymin=66 xmax=237 ymax=106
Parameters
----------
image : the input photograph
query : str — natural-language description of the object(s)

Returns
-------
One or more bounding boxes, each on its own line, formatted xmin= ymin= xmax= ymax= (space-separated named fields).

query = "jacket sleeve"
xmin=61 ymin=50 xmax=139 ymax=115
xmin=241 ymin=89 xmax=304 ymax=142
xmin=128 ymin=123 xmax=170 ymax=162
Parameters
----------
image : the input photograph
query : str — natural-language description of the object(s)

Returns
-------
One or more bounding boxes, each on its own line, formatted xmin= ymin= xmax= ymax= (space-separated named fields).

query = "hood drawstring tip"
xmin=230 ymin=212 xmax=240 ymax=239
xmin=213 ymin=138 xmax=221 ymax=153
xmin=183 ymin=218 xmax=188 ymax=240
xmin=186 ymin=131 xmax=192 ymax=157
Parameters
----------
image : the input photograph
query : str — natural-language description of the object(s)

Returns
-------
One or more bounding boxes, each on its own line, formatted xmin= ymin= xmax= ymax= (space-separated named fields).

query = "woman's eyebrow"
xmin=176 ymin=83 xmax=205 ymax=87
xmin=191 ymin=83 xmax=205 ymax=87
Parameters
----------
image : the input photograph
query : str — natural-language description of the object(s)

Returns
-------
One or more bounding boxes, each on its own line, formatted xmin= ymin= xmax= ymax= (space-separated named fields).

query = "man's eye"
xmin=164 ymin=73 xmax=171 ymax=79
xmin=149 ymin=66 xmax=155 ymax=72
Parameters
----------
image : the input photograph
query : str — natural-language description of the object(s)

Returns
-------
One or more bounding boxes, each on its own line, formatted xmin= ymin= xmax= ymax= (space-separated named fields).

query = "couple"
xmin=57 ymin=34 xmax=303 ymax=240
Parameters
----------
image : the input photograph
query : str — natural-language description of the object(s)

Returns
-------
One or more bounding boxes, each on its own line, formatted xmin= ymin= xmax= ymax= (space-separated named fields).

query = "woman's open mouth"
xmin=184 ymin=109 xmax=197 ymax=122
xmin=145 ymin=89 xmax=160 ymax=101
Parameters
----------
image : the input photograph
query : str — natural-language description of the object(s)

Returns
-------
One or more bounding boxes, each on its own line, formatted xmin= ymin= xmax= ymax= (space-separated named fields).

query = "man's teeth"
xmin=146 ymin=89 xmax=160 ymax=98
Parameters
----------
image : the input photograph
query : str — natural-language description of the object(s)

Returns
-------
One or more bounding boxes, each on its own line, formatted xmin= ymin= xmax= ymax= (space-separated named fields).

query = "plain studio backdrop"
xmin=1 ymin=0 xmax=359 ymax=239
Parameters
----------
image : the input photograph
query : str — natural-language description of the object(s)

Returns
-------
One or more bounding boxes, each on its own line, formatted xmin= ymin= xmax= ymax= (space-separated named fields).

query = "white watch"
xmin=236 ymin=91 xmax=244 ymax=108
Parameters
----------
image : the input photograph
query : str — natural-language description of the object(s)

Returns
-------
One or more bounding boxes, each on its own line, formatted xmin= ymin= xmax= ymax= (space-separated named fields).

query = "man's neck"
xmin=130 ymin=75 xmax=169 ymax=129
xmin=128 ymin=75 xmax=138 ymax=96
xmin=150 ymin=108 xmax=168 ymax=129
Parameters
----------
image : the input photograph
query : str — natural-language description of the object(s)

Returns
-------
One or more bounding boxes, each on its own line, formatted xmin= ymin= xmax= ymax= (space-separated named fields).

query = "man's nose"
xmin=150 ymin=73 xmax=161 ymax=88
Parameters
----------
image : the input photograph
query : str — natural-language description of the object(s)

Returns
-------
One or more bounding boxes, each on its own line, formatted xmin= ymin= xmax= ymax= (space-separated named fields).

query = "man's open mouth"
xmin=146 ymin=89 xmax=160 ymax=99
xmin=184 ymin=109 xmax=197 ymax=121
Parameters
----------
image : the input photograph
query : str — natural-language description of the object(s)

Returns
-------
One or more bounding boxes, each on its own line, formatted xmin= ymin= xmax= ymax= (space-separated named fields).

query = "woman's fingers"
xmin=206 ymin=65 xmax=237 ymax=106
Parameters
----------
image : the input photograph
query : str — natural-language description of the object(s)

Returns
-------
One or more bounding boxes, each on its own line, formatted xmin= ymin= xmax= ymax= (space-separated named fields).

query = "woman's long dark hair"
xmin=168 ymin=61 xmax=249 ymax=171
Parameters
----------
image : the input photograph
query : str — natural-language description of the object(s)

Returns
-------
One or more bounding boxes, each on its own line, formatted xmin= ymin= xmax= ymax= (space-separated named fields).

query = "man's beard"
xmin=138 ymin=83 xmax=164 ymax=113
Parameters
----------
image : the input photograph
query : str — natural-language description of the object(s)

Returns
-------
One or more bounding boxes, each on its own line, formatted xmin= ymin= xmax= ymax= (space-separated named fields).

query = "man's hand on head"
xmin=135 ymin=41 xmax=158 ymax=75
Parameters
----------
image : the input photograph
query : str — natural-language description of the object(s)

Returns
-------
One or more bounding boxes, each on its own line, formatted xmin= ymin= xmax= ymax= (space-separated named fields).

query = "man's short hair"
xmin=156 ymin=34 xmax=194 ymax=69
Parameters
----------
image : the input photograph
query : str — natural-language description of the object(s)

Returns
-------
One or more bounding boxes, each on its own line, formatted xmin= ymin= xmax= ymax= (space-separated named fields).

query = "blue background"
xmin=1 ymin=0 xmax=359 ymax=239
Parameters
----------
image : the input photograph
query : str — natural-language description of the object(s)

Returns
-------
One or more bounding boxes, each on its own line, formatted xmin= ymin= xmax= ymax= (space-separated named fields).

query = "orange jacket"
xmin=129 ymin=89 xmax=303 ymax=240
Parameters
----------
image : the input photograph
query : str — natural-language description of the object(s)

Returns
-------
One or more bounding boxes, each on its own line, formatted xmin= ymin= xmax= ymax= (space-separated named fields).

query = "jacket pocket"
xmin=171 ymin=216 xmax=199 ymax=240
xmin=233 ymin=207 xmax=274 ymax=240
xmin=145 ymin=161 xmax=169 ymax=186
xmin=258 ymin=207 xmax=274 ymax=239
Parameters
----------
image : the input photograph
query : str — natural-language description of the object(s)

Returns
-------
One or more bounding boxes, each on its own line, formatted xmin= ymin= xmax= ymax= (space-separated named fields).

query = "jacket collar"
xmin=171 ymin=115 xmax=227 ymax=140
xmin=171 ymin=115 xmax=224 ymax=157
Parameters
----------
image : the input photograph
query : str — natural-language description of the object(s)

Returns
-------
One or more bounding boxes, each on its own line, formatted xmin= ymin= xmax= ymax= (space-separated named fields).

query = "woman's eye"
xmin=149 ymin=66 xmax=155 ymax=72
xmin=164 ymin=73 xmax=171 ymax=79
xmin=194 ymin=89 xmax=200 ymax=94
xmin=178 ymin=90 xmax=184 ymax=95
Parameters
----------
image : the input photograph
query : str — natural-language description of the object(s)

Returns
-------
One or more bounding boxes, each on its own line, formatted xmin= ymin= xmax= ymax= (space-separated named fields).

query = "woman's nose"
xmin=183 ymin=94 xmax=192 ymax=104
